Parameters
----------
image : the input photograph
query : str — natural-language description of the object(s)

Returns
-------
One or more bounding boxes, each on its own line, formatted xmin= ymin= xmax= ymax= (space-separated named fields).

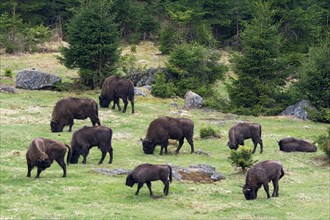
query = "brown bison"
xmin=50 ymin=97 xmax=101 ymax=132
xmin=142 ymin=116 xmax=194 ymax=155
xmin=243 ymin=160 xmax=284 ymax=200
xmin=99 ymin=75 xmax=135 ymax=113
xmin=70 ymin=126 xmax=113 ymax=164
xmin=126 ymin=163 xmax=172 ymax=196
xmin=278 ymin=137 xmax=317 ymax=152
xmin=26 ymin=138 xmax=71 ymax=178
xmin=228 ymin=122 xmax=263 ymax=153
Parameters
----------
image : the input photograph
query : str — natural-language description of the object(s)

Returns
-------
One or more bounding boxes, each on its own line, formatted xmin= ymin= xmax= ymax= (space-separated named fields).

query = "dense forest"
xmin=0 ymin=0 xmax=329 ymax=121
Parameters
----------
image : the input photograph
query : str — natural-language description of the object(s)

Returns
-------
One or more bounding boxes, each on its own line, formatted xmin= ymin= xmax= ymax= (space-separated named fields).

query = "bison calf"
xmin=142 ymin=116 xmax=194 ymax=155
xmin=228 ymin=122 xmax=263 ymax=153
xmin=243 ymin=160 xmax=284 ymax=200
xmin=126 ymin=163 xmax=172 ymax=196
xmin=26 ymin=138 xmax=71 ymax=178
xmin=278 ymin=137 xmax=317 ymax=152
xmin=99 ymin=75 xmax=135 ymax=113
xmin=50 ymin=97 xmax=101 ymax=132
xmin=70 ymin=126 xmax=113 ymax=164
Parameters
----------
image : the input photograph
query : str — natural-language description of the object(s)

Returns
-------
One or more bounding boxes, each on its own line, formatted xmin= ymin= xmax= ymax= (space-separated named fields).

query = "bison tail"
xmin=280 ymin=167 xmax=285 ymax=179
xmin=66 ymin=144 xmax=72 ymax=165
xmin=168 ymin=165 xmax=173 ymax=183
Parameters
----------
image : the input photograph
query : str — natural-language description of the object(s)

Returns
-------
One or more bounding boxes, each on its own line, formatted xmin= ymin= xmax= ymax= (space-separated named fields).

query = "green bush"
xmin=307 ymin=108 xmax=330 ymax=123
xmin=130 ymin=45 xmax=137 ymax=53
xmin=315 ymin=128 xmax=330 ymax=159
xmin=4 ymin=69 xmax=13 ymax=78
xmin=151 ymin=72 xmax=176 ymax=98
xmin=200 ymin=127 xmax=220 ymax=139
xmin=228 ymin=145 xmax=257 ymax=172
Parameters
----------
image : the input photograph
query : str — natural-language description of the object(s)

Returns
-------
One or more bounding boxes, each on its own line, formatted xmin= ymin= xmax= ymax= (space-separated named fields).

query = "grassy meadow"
xmin=0 ymin=45 xmax=329 ymax=219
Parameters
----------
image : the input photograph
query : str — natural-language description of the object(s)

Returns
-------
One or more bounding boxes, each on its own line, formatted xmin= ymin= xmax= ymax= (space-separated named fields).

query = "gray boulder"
xmin=184 ymin=91 xmax=203 ymax=109
xmin=281 ymin=100 xmax=316 ymax=120
xmin=126 ymin=67 xmax=173 ymax=87
xmin=16 ymin=69 xmax=61 ymax=90
xmin=0 ymin=86 xmax=17 ymax=94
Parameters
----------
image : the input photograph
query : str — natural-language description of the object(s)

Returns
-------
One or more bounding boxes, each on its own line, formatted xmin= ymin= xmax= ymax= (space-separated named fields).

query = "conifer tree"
xmin=227 ymin=2 xmax=286 ymax=115
xmin=59 ymin=0 xmax=120 ymax=88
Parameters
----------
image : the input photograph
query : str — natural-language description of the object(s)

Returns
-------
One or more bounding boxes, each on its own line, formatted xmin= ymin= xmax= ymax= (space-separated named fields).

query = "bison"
xmin=126 ymin=163 xmax=172 ymax=196
xmin=26 ymin=138 xmax=71 ymax=178
xmin=228 ymin=122 xmax=263 ymax=153
xmin=243 ymin=160 xmax=284 ymax=200
xmin=50 ymin=97 xmax=101 ymax=132
xmin=141 ymin=116 xmax=194 ymax=155
xmin=278 ymin=137 xmax=317 ymax=152
xmin=70 ymin=126 xmax=113 ymax=164
xmin=99 ymin=75 xmax=135 ymax=113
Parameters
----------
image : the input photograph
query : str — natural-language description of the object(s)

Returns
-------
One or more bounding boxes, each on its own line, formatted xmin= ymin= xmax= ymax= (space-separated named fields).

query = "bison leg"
xmin=130 ymin=99 xmax=134 ymax=114
xmin=108 ymin=147 xmax=113 ymax=164
xmin=91 ymin=116 xmax=101 ymax=126
xmin=122 ymin=98 xmax=128 ymax=113
xmin=27 ymin=163 xmax=33 ymax=177
xmin=186 ymin=137 xmax=194 ymax=153
xmin=98 ymin=150 xmax=107 ymax=164
xmin=161 ymin=178 xmax=170 ymax=196
xmin=68 ymin=119 xmax=74 ymax=132
xmin=146 ymin=181 xmax=153 ymax=195
xmin=81 ymin=148 xmax=89 ymax=164
xmin=263 ymin=182 xmax=271 ymax=198
xmin=35 ymin=167 xmax=44 ymax=178
xmin=175 ymin=138 xmax=185 ymax=154
xmin=272 ymin=179 xmax=279 ymax=197
xmin=114 ymin=98 xmax=121 ymax=111
xmin=56 ymin=158 xmax=67 ymax=177
xmin=135 ymin=182 xmax=144 ymax=195
xmin=160 ymin=142 xmax=168 ymax=155
xmin=259 ymin=139 xmax=263 ymax=153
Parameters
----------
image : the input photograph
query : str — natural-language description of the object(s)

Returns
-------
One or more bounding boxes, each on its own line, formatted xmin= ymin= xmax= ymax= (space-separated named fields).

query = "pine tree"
xmin=59 ymin=0 xmax=120 ymax=88
xmin=227 ymin=2 xmax=286 ymax=115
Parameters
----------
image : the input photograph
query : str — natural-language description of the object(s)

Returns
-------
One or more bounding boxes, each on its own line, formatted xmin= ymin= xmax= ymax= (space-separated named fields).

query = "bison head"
xmin=142 ymin=139 xmax=156 ymax=154
xmin=227 ymin=141 xmax=238 ymax=150
xmin=50 ymin=120 xmax=64 ymax=132
xmin=70 ymin=150 xmax=80 ymax=164
xmin=243 ymin=185 xmax=257 ymax=200
xmin=125 ymin=173 xmax=136 ymax=187
xmin=37 ymin=158 xmax=51 ymax=169
xmin=99 ymin=95 xmax=110 ymax=108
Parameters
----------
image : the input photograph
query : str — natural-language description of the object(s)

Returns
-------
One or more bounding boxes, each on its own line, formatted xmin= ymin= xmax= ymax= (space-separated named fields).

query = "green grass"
xmin=0 ymin=51 xmax=329 ymax=219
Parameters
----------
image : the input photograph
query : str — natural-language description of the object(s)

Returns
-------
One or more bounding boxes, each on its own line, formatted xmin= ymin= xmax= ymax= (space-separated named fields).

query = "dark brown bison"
xmin=70 ymin=126 xmax=113 ymax=164
xmin=26 ymin=138 xmax=71 ymax=178
xmin=50 ymin=97 xmax=101 ymax=132
xmin=243 ymin=160 xmax=284 ymax=200
xmin=126 ymin=163 xmax=172 ymax=196
xmin=99 ymin=75 xmax=135 ymax=113
xmin=142 ymin=116 xmax=194 ymax=155
xmin=278 ymin=137 xmax=317 ymax=152
xmin=228 ymin=122 xmax=263 ymax=153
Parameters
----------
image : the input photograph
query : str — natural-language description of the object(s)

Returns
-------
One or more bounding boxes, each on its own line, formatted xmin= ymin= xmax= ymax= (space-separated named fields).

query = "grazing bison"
xmin=228 ymin=122 xmax=263 ymax=153
xmin=142 ymin=116 xmax=194 ymax=155
xmin=243 ymin=160 xmax=284 ymax=200
xmin=50 ymin=97 xmax=101 ymax=132
xmin=126 ymin=163 xmax=172 ymax=196
xmin=70 ymin=126 xmax=113 ymax=164
xmin=278 ymin=137 xmax=317 ymax=152
xmin=99 ymin=75 xmax=135 ymax=113
xmin=26 ymin=138 xmax=71 ymax=178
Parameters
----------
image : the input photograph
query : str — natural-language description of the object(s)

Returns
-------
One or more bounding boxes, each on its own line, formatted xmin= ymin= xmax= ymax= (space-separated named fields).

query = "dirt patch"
xmin=178 ymin=170 xmax=213 ymax=183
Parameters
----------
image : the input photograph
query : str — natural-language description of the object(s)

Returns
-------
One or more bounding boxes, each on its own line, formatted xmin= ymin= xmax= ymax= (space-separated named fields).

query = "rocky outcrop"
xmin=126 ymin=68 xmax=173 ymax=87
xmin=281 ymin=100 xmax=316 ymax=120
xmin=184 ymin=91 xmax=203 ymax=109
xmin=16 ymin=69 xmax=61 ymax=90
